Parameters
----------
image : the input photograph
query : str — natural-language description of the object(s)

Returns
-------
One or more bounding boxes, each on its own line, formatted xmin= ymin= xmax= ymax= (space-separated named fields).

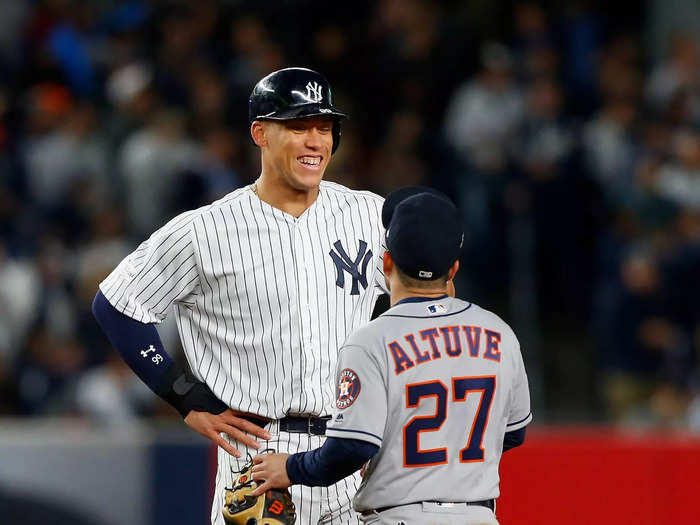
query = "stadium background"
xmin=0 ymin=0 xmax=698 ymax=523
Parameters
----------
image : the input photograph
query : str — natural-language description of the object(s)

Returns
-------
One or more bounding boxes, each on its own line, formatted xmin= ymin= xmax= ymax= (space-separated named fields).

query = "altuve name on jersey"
xmin=388 ymin=325 xmax=501 ymax=375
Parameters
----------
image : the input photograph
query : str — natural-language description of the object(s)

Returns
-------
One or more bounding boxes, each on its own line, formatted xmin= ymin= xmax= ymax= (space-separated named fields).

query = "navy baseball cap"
xmin=386 ymin=192 xmax=464 ymax=280
xmin=382 ymin=185 xmax=451 ymax=228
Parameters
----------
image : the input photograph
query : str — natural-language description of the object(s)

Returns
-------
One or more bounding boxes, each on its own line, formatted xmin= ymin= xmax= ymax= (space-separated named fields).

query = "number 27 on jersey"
xmin=403 ymin=375 xmax=495 ymax=467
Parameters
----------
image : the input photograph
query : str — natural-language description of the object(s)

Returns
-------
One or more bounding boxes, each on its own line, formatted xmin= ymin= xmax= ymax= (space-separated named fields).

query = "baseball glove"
xmin=222 ymin=449 xmax=296 ymax=525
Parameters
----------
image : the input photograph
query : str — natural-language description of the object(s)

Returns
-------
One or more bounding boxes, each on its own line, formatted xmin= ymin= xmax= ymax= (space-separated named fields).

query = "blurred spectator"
xmin=654 ymin=129 xmax=700 ymax=211
xmin=442 ymin=41 xmax=524 ymax=298
xmin=22 ymin=82 xmax=73 ymax=137
xmin=226 ymin=13 xmax=285 ymax=125
xmin=514 ymin=78 xmax=591 ymax=318
xmin=105 ymin=61 xmax=158 ymax=145
xmin=516 ymin=79 xmax=574 ymax=176
xmin=74 ymin=352 xmax=153 ymax=426
xmin=511 ymin=2 xmax=558 ymax=83
xmin=443 ymin=41 xmax=524 ymax=176
xmin=557 ymin=1 xmax=605 ymax=116
xmin=73 ymin=207 xmax=130 ymax=307
xmin=582 ymin=89 xmax=640 ymax=207
xmin=45 ymin=1 xmax=100 ymax=97
xmin=0 ymin=242 xmax=40 ymax=413
xmin=118 ymin=109 xmax=199 ymax=237
xmin=187 ymin=63 xmax=229 ymax=135
xmin=33 ymin=235 xmax=77 ymax=337
xmin=152 ymin=5 xmax=202 ymax=108
xmin=16 ymin=325 xmax=86 ymax=414
xmin=173 ymin=127 xmax=243 ymax=212
xmin=0 ymin=243 xmax=40 ymax=359
xmin=22 ymin=95 xmax=109 ymax=211
xmin=597 ymin=249 xmax=669 ymax=422
xmin=646 ymin=34 xmax=700 ymax=123
xmin=366 ymin=0 xmax=466 ymax=123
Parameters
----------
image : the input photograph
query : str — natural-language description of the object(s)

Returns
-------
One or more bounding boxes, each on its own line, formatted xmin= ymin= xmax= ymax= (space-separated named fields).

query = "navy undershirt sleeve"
xmin=286 ymin=428 xmax=524 ymax=487
xmin=92 ymin=290 xmax=175 ymax=392
xmin=286 ymin=437 xmax=379 ymax=487
xmin=503 ymin=426 xmax=526 ymax=452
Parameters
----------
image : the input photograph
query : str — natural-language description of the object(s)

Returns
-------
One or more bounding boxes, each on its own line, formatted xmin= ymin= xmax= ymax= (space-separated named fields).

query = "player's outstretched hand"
xmin=184 ymin=409 xmax=272 ymax=458
xmin=250 ymin=453 xmax=292 ymax=496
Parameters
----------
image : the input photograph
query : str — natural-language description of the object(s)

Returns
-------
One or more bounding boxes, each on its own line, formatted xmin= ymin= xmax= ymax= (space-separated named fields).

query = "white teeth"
xmin=299 ymin=156 xmax=321 ymax=166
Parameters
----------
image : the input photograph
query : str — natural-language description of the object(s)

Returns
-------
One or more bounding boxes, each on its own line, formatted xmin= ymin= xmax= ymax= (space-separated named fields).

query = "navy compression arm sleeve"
xmin=92 ymin=290 xmax=175 ymax=388
xmin=503 ymin=426 xmax=526 ymax=452
xmin=286 ymin=437 xmax=379 ymax=487
xmin=92 ymin=290 xmax=227 ymax=417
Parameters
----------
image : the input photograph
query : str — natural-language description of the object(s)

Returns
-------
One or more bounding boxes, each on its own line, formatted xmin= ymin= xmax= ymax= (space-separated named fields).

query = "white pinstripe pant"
xmin=211 ymin=420 xmax=361 ymax=525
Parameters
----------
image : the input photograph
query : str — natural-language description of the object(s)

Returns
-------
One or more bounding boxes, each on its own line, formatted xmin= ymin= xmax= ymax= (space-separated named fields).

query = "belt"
xmin=279 ymin=415 xmax=331 ymax=435
xmin=240 ymin=415 xmax=331 ymax=435
xmin=374 ymin=499 xmax=495 ymax=514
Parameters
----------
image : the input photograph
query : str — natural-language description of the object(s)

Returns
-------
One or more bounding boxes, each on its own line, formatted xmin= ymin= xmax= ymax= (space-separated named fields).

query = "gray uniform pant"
xmin=360 ymin=502 xmax=499 ymax=525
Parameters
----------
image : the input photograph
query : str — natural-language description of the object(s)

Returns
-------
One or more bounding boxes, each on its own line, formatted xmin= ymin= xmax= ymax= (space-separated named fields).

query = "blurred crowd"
xmin=0 ymin=0 xmax=698 ymax=429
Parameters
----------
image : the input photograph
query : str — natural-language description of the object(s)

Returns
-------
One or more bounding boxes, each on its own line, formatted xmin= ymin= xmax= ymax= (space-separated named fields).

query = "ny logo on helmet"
xmin=329 ymin=240 xmax=373 ymax=295
xmin=292 ymin=81 xmax=323 ymax=103
xmin=305 ymin=81 xmax=322 ymax=102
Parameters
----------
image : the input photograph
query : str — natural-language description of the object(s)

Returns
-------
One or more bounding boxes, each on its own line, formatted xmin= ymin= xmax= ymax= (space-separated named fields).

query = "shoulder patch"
xmin=336 ymin=368 xmax=361 ymax=409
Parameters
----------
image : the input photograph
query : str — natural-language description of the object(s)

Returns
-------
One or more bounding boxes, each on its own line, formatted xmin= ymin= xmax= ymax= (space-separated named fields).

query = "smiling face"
xmin=253 ymin=116 xmax=334 ymax=192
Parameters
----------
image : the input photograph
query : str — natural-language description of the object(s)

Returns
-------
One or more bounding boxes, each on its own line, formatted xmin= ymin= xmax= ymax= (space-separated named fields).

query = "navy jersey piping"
xmin=507 ymin=412 xmax=532 ymax=427
xmin=326 ymin=426 xmax=383 ymax=442
xmin=380 ymin=303 xmax=473 ymax=319
xmin=393 ymin=294 xmax=449 ymax=306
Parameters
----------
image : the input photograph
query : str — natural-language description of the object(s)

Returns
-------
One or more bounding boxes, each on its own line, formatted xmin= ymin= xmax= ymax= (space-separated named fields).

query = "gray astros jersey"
xmin=100 ymin=180 xmax=387 ymax=418
xmin=325 ymin=296 xmax=532 ymax=512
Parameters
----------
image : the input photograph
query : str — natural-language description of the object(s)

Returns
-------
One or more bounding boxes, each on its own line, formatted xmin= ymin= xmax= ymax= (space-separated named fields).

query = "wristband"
xmin=156 ymin=365 xmax=228 ymax=418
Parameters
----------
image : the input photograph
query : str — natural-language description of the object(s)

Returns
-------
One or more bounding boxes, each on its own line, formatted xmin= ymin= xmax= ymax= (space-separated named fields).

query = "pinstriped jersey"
xmin=325 ymin=296 xmax=532 ymax=511
xmin=100 ymin=180 xmax=387 ymax=418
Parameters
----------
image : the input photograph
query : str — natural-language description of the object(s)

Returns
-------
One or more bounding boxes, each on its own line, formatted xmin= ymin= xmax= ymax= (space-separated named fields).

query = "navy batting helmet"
xmin=248 ymin=67 xmax=347 ymax=154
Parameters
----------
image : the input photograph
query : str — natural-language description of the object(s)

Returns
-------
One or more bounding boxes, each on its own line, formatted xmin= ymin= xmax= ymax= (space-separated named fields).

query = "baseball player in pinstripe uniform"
xmin=250 ymin=192 xmax=532 ymax=525
xmin=93 ymin=68 xmax=391 ymax=525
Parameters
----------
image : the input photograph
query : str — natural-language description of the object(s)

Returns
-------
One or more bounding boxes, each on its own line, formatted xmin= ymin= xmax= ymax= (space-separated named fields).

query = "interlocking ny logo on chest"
xmin=329 ymin=240 xmax=373 ymax=295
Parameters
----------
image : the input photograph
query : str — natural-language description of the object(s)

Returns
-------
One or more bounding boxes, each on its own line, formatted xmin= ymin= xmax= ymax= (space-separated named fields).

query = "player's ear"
xmin=446 ymin=260 xmax=458 ymax=297
xmin=383 ymin=250 xmax=393 ymax=277
xmin=251 ymin=121 xmax=267 ymax=147
xmin=447 ymin=259 xmax=459 ymax=281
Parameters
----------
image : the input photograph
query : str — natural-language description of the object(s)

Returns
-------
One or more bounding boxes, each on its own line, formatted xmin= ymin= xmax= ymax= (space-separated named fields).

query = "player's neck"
xmin=253 ymin=174 xmax=320 ymax=218
xmin=389 ymin=285 xmax=449 ymax=307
